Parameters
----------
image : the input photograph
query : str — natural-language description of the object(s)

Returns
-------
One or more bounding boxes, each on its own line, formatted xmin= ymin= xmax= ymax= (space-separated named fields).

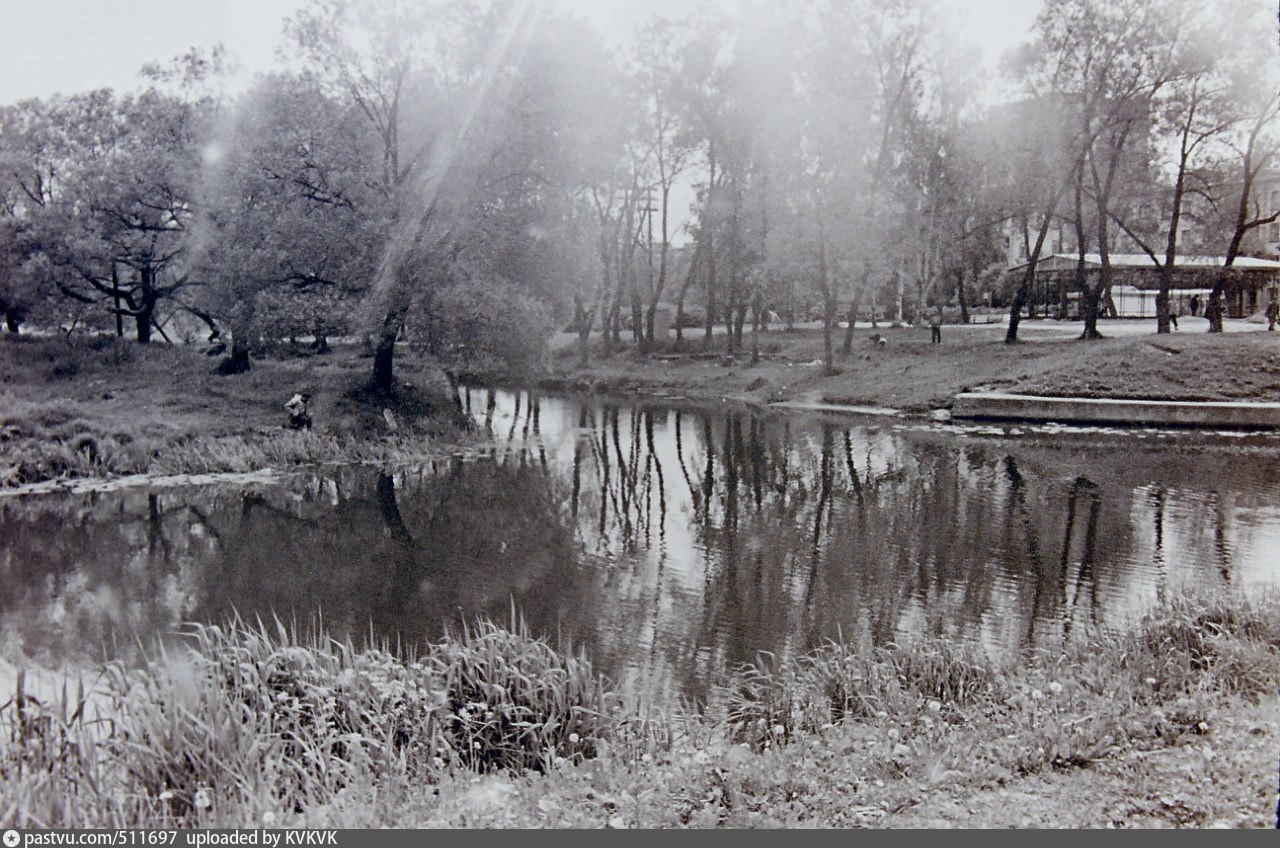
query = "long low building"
xmin=1010 ymin=253 xmax=1280 ymax=319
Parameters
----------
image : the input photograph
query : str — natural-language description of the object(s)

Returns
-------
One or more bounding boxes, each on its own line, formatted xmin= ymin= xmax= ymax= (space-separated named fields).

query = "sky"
xmin=0 ymin=0 xmax=1042 ymax=105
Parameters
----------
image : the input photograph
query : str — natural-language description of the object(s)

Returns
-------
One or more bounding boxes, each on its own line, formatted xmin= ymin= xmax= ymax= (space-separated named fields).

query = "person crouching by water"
xmin=285 ymin=392 xmax=313 ymax=430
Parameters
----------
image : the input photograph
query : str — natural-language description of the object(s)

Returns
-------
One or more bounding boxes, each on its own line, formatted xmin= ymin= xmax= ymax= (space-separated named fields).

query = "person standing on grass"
xmin=1206 ymin=292 xmax=1224 ymax=333
xmin=1266 ymin=295 xmax=1278 ymax=331
xmin=930 ymin=306 xmax=942 ymax=344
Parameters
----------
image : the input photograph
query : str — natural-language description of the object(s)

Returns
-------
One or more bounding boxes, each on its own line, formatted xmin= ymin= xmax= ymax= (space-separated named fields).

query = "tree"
xmin=1012 ymin=0 xmax=1178 ymax=341
xmin=197 ymin=73 xmax=385 ymax=368
xmin=7 ymin=89 xmax=208 ymax=342
xmin=1098 ymin=0 xmax=1251 ymax=334
xmin=630 ymin=19 xmax=696 ymax=349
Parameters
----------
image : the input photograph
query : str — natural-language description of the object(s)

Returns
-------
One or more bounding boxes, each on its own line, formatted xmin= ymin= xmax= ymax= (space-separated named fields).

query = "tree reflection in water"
xmin=2 ymin=390 xmax=1277 ymax=698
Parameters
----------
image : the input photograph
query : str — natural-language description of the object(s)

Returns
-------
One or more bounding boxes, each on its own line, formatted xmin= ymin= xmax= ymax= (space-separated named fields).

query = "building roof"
xmin=1011 ymin=253 xmax=1280 ymax=273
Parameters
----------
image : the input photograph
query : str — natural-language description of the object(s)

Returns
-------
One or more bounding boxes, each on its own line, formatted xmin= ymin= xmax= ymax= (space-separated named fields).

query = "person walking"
xmin=1266 ymin=296 xmax=1278 ymax=331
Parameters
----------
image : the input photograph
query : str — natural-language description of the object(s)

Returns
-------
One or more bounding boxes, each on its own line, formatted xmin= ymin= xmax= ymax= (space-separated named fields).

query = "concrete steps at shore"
xmin=952 ymin=392 xmax=1280 ymax=429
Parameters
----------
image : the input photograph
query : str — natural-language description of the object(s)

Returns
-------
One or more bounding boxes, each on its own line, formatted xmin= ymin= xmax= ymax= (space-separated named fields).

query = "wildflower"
xmin=193 ymin=788 xmax=212 ymax=811
xmin=886 ymin=727 xmax=900 ymax=741
xmin=568 ymin=732 xmax=580 ymax=744
xmin=772 ymin=724 xmax=786 ymax=737
xmin=926 ymin=700 xmax=941 ymax=712
xmin=159 ymin=790 xmax=175 ymax=802
xmin=555 ymin=757 xmax=567 ymax=768
xmin=1030 ymin=689 xmax=1044 ymax=701
xmin=641 ymin=753 xmax=652 ymax=763
xmin=472 ymin=741 xmax=481 ymax=750
xmin=1145 ymin=677 xmax=1158 ymax=686
xmin=262 ymin=811 xmax=277 ymax=826
xmin=1048 ymin=681 xmax=1063 ymax=695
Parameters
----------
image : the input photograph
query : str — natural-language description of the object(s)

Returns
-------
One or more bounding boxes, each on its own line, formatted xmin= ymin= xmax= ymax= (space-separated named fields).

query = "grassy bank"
xmin=4 ymin=593 xmax=1277 ymax=828
xmin=540 ymin=322 xmax=1280 ymax=414
xmin=0 ymin=335 xmax=466 ymax=488
xmin=7 ymin=323 xmax=1280 ymax=487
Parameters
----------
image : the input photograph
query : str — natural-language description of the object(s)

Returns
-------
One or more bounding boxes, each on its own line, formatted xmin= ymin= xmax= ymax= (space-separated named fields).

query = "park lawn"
xmin=0 ymin=334 xmax=463 ymax=488
xmin=543 ymin=321 xmax=1280 ymax=413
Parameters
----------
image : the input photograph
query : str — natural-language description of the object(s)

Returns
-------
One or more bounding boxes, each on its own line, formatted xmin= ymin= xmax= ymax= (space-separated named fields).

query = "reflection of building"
xmin=1009 ymin=253 xmax=1280 ymax=318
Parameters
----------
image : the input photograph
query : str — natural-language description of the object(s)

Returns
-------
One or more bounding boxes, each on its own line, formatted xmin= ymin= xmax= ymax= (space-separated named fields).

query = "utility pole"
xmin=642 ymin=185 xmax=657 ymax=295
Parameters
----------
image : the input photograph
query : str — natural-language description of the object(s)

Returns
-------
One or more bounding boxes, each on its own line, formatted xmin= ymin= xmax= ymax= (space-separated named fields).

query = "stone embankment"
xmin=951 ymin=392 xmax=1280 ymax=429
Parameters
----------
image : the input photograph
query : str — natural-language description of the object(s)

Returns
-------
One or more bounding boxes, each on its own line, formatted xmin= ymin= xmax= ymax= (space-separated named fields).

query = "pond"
xmin=3 ymin=389 xmax=1279 ymax=698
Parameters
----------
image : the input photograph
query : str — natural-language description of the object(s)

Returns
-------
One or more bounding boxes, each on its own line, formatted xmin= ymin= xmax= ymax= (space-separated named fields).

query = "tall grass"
xmin=2 ymin=592 xmax=1276 ymax=827
xmin=723 ymin=641 xmax=1003 ymax=751
xmin=0 ymin=392 xmax=161 ymax=486
xmin=0 ymin=617 xmax=615 ymax=827
xmin=721 ymin=593 xmax=1279 ymax=762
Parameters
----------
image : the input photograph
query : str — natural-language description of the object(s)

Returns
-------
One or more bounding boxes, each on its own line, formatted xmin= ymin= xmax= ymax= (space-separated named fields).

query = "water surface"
xmin=3 ymin=390 xmax=1278 ymax=697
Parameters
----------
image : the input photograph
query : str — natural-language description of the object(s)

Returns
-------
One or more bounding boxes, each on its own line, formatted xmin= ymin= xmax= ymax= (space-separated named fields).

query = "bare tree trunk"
xmin=371 ymin=302 xmax=406 ymax=396
xmin=841 ymin=300 xmax=858 ymax=353
xmin=133 ymin=267 xmax=156 ymax=344
xmin=1157 ymin=109 xmax=1196 ymax=335
xmin=674 ymin=241 xmax=702 ymax=345
xmin=1007 ymin=177 xmax=1070 ymax=344
xmin=1085 ymin=124 xmax=1132 ymax=341
xmin=704 ymin=143 xmax=718 ymax=350
xmin=750 ymin=293 xmax=761 ymax=366
xmin=818 ymin=216 xmax=835 ymax=374
xmin=574 ymin=296 xmax=594 ymax=367
xmin=630 ymin=288 xmax=643 ymax=344
xmin=111 ymin=264 xmax=124 ymax=338
xmin=645 ymin=182 xmax=674 ymax=346
xmin=135 ymin=306 xmax=153 ymax=344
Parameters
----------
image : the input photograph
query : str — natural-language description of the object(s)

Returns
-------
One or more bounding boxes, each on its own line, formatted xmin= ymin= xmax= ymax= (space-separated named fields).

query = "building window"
xmin=1271 ymin=222 xmax=1280 ymax=243
xmin=1272 ymin=188 xmax=1280 ymax=211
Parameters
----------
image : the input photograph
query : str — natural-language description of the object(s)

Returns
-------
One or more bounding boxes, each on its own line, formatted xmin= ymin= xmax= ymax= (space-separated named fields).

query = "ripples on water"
xmin=2 ymin=388 xmax=1278 ymax=697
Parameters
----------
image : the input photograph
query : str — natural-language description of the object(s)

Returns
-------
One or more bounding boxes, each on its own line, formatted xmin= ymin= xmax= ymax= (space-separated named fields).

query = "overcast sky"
xmin=0 ymin=0 xmax=1042 ymax=106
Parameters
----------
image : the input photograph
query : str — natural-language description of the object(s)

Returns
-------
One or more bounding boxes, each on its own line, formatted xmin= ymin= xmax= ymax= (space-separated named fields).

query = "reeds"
xmin=0 ymin=616 xmax=615 ymax=827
